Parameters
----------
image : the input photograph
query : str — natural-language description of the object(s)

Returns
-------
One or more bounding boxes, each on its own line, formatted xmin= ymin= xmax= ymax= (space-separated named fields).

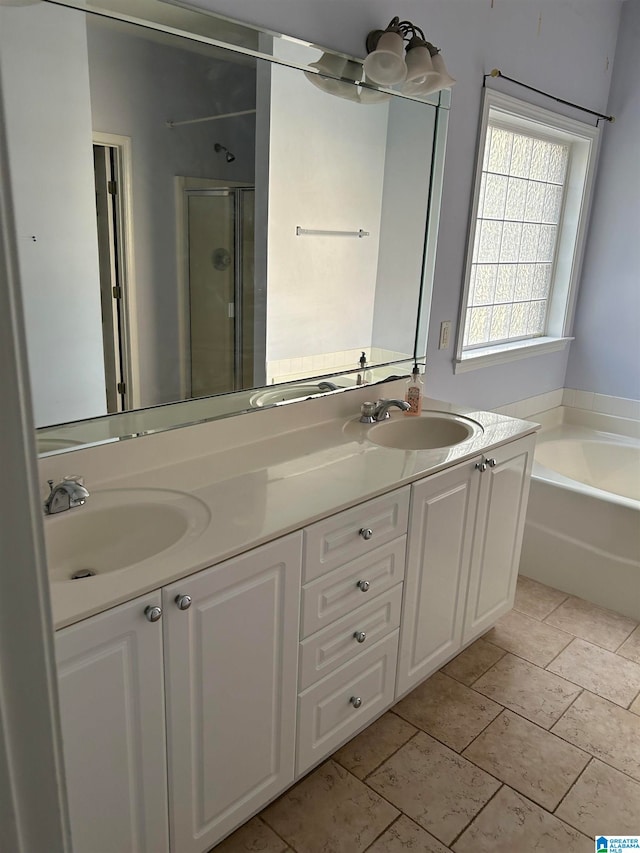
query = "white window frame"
xmin=455 ymin=89 xmax=601 ymax=372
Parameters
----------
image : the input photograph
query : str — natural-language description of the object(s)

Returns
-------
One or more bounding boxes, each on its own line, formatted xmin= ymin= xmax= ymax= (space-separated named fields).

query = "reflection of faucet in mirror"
xmin=44 ymin=476 xmax=90 ymax=515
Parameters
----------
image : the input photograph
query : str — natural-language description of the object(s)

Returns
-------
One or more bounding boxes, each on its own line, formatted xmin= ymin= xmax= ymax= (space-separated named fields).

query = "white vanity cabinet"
xmin=54 ymin=431 xmax=535 ymax=853
xmin=162 ymin=533 xmax=302 ymax=853
xmin=462 ymin=435 xmax=535 ymax=642
xmin=397 ymin=435 xmax=535 ymax=697
xmin=296 ymin=489 xmax=409 ymax=775
xmin=55 ymin=592 xmax=170 ymax=853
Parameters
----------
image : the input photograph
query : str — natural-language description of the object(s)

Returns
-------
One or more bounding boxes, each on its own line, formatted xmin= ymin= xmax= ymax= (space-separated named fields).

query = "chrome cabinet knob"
xmin=357 ymin=580 xmax=370 ymax=592
xmin=175 ymin=594 xmax=192 ymax=610
xmin=144 ymin=605 xmax=162 ymax=622
xmin=359 ymin=527 xmax=373 ymax=540
xmin=487 ymin=457 xmax=497 ymax=468
xmin=350 ymin=696 xmax=362 ymax=709
xmin=354 ymin=631 xmax=367 ymax=644
xmin=475 ymin=460 xmax=488 ymax=473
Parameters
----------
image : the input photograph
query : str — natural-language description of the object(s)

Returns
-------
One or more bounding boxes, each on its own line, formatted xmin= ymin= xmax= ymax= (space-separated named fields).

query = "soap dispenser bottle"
xmin=404 ymin=364 xmax=424 ymax=416
xmin=357 ymin=351 xmax=368 ymax=386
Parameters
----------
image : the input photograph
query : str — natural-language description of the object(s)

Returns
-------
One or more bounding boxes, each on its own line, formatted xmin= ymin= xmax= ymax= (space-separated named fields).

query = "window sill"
xmin=454 ymin=337 xmax=573 ymax=373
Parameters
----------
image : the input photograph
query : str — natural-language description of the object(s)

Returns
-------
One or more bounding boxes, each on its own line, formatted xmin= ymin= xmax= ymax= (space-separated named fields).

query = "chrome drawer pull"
xmin=350 ymin=696 xmax=362 ymax=709
xmin=487 ymin=457 xmax=497 ymax=467
xmin=353 ymin=631 xmax=367 ymax=644
xmin=175 ymin=594 xmax=192 ymax=610
xmin=357 ymin=580 xmax=370 ymax=592
xmin=475 ymin=460 xmax=487 ymax=473
xmin=359 ymin=527 xmax=373 ymax=540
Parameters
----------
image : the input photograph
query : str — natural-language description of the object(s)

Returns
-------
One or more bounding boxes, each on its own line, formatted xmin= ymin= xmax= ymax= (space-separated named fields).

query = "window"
xmin=456 ymin=90 xmax=600 ymax=371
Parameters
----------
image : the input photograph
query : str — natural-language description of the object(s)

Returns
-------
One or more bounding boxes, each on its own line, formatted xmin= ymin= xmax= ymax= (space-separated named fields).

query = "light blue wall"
xmin=565 ymin=0 xmax=640 ymax=401
xmin=190 ymin=0 xmax=622 ymax=409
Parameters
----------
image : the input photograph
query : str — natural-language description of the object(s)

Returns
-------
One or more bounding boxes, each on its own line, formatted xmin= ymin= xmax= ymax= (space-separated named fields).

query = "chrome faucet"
xmin=360 ymin=399 xmax=410 ymax=423
xmin=44 ymin=476 xmax=90 ymax=515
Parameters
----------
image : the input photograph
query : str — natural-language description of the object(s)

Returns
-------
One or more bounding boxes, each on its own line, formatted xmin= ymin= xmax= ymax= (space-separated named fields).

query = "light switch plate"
xmin=439 ymin=321 xmax=451 ymax=350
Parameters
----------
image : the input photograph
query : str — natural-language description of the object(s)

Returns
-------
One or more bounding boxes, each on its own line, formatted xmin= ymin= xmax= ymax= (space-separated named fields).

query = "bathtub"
xmin=519 ymin=406 xmax=640 ymax=621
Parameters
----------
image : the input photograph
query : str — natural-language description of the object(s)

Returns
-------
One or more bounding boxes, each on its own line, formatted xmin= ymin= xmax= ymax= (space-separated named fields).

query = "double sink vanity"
xmin=42 ymin=384 xmax=537 ymax=853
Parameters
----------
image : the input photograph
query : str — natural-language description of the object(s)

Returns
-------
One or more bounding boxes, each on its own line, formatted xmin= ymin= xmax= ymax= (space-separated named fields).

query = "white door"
xmin=163 ymin=534 xmax=302 ymax=853
xmin=397 ymin=460 xmax=480 ymax=697
xmin=56 ymin=593 xmax=169 ymax=853
xmin=463 ymin=435 xmax=535 ymax=642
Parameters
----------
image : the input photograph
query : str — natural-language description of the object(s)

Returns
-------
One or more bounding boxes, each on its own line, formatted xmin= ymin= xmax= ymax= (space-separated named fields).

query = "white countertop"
xmin=44 ymin=391 xmax=538 ymax=629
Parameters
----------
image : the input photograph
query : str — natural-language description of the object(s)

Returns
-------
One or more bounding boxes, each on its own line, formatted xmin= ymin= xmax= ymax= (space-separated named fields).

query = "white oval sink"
xmin=366 ymin=411 xmax=484 ymax=450
xmin=45 ymin=488 xmax=210 ymax=582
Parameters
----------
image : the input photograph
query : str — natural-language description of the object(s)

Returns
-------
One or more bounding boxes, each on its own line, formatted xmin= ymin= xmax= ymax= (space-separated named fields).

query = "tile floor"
xmin=213 ymin=576 xmax=640 ymax=853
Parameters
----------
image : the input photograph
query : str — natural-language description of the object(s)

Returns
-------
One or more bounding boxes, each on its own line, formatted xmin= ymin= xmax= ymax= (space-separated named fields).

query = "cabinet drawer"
xmin=301 ymin=537 xmax=406 ymax=638
xmin=303 ymin=488 xmax=410 ymax=582
xmin=296 ymin=631 xmax=399 ymax=776
xmin=299 ymin=584 xmax=402 ymax=691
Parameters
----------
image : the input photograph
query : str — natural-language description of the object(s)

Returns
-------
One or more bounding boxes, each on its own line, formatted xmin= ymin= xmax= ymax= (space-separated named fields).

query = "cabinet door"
xmin=397 ymin=460 xmax=480 ymax=697
xmin=163 ymin=533 xmax=302 ymax=853
xmin=463 ymin=435 xmax=535 ymax=642
xmin=56 ymin=593 xmax=169 ymax=853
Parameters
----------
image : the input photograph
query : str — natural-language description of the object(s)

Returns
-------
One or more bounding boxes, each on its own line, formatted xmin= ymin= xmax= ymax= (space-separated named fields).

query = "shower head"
xmin=214 ymin=143 xmax=235 ymax=163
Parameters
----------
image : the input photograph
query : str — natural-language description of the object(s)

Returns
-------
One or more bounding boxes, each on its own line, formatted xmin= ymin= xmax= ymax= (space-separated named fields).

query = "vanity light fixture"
xmin=364 ymin=17 xmax=455 ymax=96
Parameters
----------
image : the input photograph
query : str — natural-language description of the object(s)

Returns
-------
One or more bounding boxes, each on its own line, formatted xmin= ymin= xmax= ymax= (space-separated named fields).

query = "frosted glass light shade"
xmin=364 ymin=31 xmax=407 ymax=85
xmin=305 ymin=55 xmax=360 ymax=99
xmin=402 ymin=45 xmax=440 ymax=95
xmin=431 ymin=53 xmax=456 ymax=89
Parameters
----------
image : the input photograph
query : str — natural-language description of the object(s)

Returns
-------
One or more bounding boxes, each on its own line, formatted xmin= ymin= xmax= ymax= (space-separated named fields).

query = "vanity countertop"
xmin=43 ymin=391 xmax=539 ymax=629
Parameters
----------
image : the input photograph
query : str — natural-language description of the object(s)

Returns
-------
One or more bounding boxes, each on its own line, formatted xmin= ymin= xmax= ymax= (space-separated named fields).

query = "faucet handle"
xmin=359 ymin=402 xmax=376 ymax=424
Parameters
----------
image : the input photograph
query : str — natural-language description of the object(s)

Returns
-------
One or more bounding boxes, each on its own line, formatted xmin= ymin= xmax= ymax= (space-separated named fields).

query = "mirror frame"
xmin=6 ymin=0 xmax=450 ymax=455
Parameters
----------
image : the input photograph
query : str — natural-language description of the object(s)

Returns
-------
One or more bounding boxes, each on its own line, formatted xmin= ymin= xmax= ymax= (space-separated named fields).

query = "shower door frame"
xmin=175 ymin=178 xmax=255 ymax=399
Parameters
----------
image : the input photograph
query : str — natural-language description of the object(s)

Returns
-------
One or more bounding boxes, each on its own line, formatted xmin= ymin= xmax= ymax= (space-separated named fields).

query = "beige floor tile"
xmin=556 ymin=759 xmax=640 ymax=837
xmin=332 ymin=711 xmax=417 ymax=779
xmin=365 ymin=815 xmax=452 ymax=853
xmin=547 ymin=638 xmax=640 ymax=707
xmin=452 ymin=786 xmax=592 ymax=853
xmin=618 ymin=625 xmax=640 ymax=664
xmin=442 ymin=638 xmax=506 ymax=686
xmin=394 ymin=672 xmax=502 ymax=752
xmin=545 ymin=596 xmax=637 ymax=651
xmin=212 ymin=817 xmax=291 ymax=852
xmin=367 ymin=732 xmax=500 ymax=846
xmin=514 ymin=575 xmax=569 ymax=620
xmin=485 ymin=609 xmax=573 ymax=666
xmin=631 ymin=693 xmax=640 ymax=715
xmin=261 ymin=760 xmax=398 ymax=853
xmin=551 ymin=691 xmax=640 ymax=781
xmin=462 ymin=709 xmax=590 ymax=810
xmin=473 ymin=653 xmax=581 ymax=729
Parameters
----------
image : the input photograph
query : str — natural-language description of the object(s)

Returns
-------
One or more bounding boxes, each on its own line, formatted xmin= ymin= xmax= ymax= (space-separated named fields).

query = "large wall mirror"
xmin=0 ymin=0 xmax=449 ymax=454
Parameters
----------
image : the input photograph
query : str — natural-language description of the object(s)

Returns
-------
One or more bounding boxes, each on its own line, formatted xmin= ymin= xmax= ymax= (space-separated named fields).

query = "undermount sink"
xmin=364 ymin=411 xmax=484 ymax=450
xmin=45 ymin=488 xmax=210 ymax=583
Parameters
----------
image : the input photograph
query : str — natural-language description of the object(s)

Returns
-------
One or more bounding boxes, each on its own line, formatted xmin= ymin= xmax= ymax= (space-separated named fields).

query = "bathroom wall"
xmin=188 ymin=0 xmax=623 ymax=410
xmin=0 ymin=3 xmax=106 ymax=428
xmin=564 ymin=0 xmax=640 ymax=402
xmin=266 ymin=39 xmax=387 ymax=366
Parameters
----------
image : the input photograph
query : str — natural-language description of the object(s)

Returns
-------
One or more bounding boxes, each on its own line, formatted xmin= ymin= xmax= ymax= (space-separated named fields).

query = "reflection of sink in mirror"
xmin=366 ymin=411 xmax=484 ymax=450
xmin=45 ymin=489 xmax=210 ymax=583
xmin=250 ymin=383 xmax=343 ymax=407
